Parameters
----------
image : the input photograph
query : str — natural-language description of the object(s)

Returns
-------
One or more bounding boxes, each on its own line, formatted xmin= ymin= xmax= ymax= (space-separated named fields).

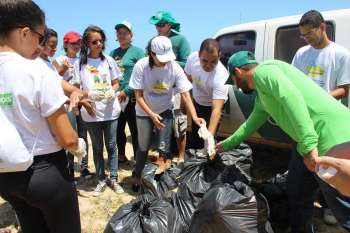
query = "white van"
xmin=213 ymin=8 xmax=350 ymax=148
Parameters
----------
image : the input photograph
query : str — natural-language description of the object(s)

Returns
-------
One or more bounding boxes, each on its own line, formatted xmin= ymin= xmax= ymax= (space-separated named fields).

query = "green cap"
xmin=115 ymin=20 xmax=132 ymax=32
xmin=149 ymin=11 xmax=181 ymax=32
xmin=226 ymin=50 xmax=257 ymax=85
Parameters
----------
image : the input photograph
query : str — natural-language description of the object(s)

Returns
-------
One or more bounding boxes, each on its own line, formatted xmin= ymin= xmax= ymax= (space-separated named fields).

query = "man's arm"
xmin=208 ymin=99 xmax=225 ymax=135
xmin=219 ymin=98 xmax=269 ymax=151
xmin=330 ymin=84 xmax=349 ymax=100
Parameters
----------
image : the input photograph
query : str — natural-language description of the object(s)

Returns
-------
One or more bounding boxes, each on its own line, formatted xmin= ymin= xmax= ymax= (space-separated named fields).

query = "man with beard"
xmin=216 ymin=51 xmax=350 ymax=233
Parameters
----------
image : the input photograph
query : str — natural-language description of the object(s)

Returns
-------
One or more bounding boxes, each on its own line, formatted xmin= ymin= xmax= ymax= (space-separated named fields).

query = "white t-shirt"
xmin=37 ymin=57 xmax=58 ymax=73
xmin=55 ymin=55 xmax=79 ymax=82
xmin=73 ymin=55 xmax=122 ymax=122
xmin=0 ymin=52 xmax=68 ymax=156
xmin=292 ymin=42 xmax=350 ymax=93
xmin=129 ymin=57 xmax=192 ymax=116
xmin=184 ymin=51 xmax=229 ymax=106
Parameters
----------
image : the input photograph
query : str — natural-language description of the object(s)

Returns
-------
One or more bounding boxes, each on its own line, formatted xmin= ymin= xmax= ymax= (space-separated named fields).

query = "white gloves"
xmin=317 ymin=166 xmax=337 ymax=181
xmin=69 ymin=138 xmax=87 ymax=165
xmin=198 ymin=124 xmax=216 ymax=159
xmin=88 ymin=88 xmax=115 ymax=102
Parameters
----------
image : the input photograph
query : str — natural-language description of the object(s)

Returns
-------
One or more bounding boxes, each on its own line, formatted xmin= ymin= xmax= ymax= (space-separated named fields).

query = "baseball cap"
xmin=115 ymin=20 xmax=132 ymax=32
xmin=63 ymin=31 xmax=81 ymax=43
xmin=226 ymin=51 xmax=257 ymax=84
xmin=149 ymin=11 xmax=181 ymax=32
xmin=151 ymin=36 xmax=176 ymax=63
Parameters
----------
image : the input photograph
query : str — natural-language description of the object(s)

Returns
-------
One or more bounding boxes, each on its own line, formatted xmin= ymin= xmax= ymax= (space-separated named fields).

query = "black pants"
xmin=117 ymin=100 xmax=138 ymax=158
xmin=0 ymin=150 xmax=81 ymax=233
xmin=191 ymin=102 xmax=213 ymax=149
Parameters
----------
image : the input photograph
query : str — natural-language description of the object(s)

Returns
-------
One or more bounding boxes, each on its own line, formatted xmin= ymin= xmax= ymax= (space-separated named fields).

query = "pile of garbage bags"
xmin=105 ymin=143 xmax=289 ymax=233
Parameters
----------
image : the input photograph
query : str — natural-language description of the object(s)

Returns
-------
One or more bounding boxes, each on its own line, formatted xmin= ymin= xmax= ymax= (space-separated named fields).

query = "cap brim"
xmin=115 ymin=24 xmax=131 ymax=32
xmin=64 ymin=38 xmax=81 ymax=43
xmin=156 ymin=51 xmax=176 ymax=63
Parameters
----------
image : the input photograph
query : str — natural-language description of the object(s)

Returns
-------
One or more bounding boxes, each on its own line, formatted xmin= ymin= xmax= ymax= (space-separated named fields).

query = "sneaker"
xmin=80 ymin=168 xmax=92 ymax=180
xmin=93 ymin=180 xmax=107 ymax=197
xmin=323 ymin=208 xmax=337 ymax=225
xmin=110 ymin=179 xmax=124 ymax=193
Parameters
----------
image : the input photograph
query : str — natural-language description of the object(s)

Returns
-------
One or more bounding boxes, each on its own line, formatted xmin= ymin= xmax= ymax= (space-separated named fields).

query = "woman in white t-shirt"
xmin=39 ymin=28 xmax=58 ymax=71
xmin=73 ymin=26 xmax=124 ymax=196
xmin=129 ymin=36 xmax=204 ymax=191
xmin=53 ymin=31 xmax=93 ymax=180
xmin=0 ymin=1 xmax=85 ymax=232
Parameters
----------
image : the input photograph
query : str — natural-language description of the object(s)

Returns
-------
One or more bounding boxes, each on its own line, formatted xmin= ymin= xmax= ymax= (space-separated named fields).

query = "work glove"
xmin=198 ymin=124 xmax=216 ymax=160
xmin=68 ymin=138 xmax=86 ymax=165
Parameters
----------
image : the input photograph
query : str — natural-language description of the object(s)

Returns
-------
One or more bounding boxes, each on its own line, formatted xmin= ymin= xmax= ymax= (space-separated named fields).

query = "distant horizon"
xmin=34 ymin=0 xmax=350 ymax=57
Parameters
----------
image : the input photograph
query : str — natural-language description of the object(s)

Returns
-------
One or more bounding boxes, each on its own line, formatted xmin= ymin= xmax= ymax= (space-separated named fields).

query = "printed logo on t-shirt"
xmin=151 ymin=81 xmax=169 ymax=95
xmin=0 ymin=92 xmax=13 ymax=107
xmin=87 ymin=65 xmax=114 ymax=101
xmin=192 ymin=76 xmax=208 ymax=93
xmin=114 ymin=56 xmax=125 ymax=79
xmin=307 ymin=66 xmax=325 ymax=87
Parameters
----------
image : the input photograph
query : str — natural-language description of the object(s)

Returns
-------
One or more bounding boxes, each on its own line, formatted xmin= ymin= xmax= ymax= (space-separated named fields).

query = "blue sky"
xmin=34 ymin=0 xmax=350 ymax=57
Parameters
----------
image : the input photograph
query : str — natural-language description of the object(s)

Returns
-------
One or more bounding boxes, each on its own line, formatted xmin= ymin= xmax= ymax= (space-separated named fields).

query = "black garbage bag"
xmin=256 ymin=172 xmax=289 ymax=228
xmin=189 ymin=182 xmax=273 ymax=233
xmin=178 ymin=144 xmax=253 ymax=197
xmin=167 ymin=183 xmax=202 ymax=233
xmin=104 ymin=195 xmax=176 ymax=233
xmin=140 ymin=163 xmax=182 ymax=198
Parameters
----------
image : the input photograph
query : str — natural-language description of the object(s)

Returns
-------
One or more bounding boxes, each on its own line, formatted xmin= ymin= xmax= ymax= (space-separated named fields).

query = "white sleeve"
xmin=72 ymin=60 xmax=81 ymax=85
xmin=174 ymin=62 xmax=192 ymax=94
xmin=291 ymin=49 xmax=301 ymax=68
xmin=212 ymin=69 xmax=229 ymax=100
xmin=107 ymin=56 xmax=122 ymax=81
xmin=54 ymin=56 xmax=64 ymax=66
xmin=184 ymin=52 xmax=194 ymax=75
xmin=336 ymin=51 xmax=350 ymax=86
xmin=38 ymin=70 xmax=68 ymax=117
xmin=129 ymin=60 xmax=144 ymax=90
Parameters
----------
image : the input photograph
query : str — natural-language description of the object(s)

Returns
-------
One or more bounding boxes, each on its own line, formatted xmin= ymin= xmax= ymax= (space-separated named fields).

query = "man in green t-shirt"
xmin=110 ymin=21 xmax=145 ymax=165
xmin=216 ymin=51 xmax=350 ymax=232
xmin=149 ymin=11 xmax=191 ymax=164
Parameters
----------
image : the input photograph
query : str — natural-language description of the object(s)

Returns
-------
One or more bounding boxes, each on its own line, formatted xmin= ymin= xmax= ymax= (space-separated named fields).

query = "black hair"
xmin=0 ymin=0 xmax=45 ymax=38
xmin=146 ymin=37 xmax=156 ymax=69
xmin=79 ymin=25 xmax=106 ymax=70
xmin=42 ymin=28 xmax=57 ymax=45
xmin=299 ymin=10 xmax=325 ymax=28
xmin=199 ymin=38 xmax=220 ymax=55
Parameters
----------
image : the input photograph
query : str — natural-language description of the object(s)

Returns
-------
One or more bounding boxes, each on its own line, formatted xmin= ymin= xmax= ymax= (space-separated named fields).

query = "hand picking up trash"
xmin=198 ymin=123 xmax=216 ymax=160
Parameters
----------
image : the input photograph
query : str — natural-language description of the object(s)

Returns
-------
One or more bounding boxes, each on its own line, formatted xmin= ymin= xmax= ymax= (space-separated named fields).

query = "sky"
xmin=34 ymin=0 xmax=350 ymax=57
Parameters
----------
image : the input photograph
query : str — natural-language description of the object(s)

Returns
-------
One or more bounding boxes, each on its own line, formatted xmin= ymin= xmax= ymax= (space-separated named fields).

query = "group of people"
xmin=0 ymin=1 xmax=350 ymax=233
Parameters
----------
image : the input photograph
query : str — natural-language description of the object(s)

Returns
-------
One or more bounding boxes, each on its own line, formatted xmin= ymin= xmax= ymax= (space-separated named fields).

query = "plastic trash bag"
xmin=189 ymin=182 xmax=273 ymax=233
xmin=140 ymin=163 xmax=182 ymax=198
xmin=104 ymin=195 xmax=175 ymax=233
xmin=256 ymin=172 xmax=289 ymax=228
xmin=179 ymin=144 xmax=253 ymax=197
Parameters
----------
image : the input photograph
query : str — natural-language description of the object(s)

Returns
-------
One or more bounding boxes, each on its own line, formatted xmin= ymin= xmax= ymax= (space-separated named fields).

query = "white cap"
xmin=151 ymin=36 xmax=176 ymax=63
xmin=115 ymin=20 xmax=132 ymax=32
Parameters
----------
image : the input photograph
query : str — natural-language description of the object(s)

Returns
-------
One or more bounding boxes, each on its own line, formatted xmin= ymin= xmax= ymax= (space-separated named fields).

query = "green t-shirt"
xmin=110 ymin=45 xmax=145 ymax=96
xmin=222 ymin=60 xmax=350 ymax=156
xmin=169 ymin=31 xmax=191 ymax=68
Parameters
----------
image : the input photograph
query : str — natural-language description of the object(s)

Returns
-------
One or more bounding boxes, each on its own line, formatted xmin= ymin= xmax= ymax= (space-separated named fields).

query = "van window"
xmin=275 ymin=22 xmax=335 ymax=63
xmin=216 ymin=31 xmax=256 ymax=66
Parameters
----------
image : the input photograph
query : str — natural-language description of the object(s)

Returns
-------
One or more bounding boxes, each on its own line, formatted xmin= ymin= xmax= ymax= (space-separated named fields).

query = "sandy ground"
xmin=0 ymin=128 xmax=348 ymax=233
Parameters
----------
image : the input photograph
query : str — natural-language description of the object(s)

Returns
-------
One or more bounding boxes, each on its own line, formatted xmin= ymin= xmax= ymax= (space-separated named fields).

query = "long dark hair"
xmin=42 ymin=28 xmax=57 ymax=46
xmin=79 ymin=25 xmax=106 ymax=70
xmin=0 ymin=0 xmax=45 ymax=38
xmin=146 ymin=37 xmax=156 ymax=69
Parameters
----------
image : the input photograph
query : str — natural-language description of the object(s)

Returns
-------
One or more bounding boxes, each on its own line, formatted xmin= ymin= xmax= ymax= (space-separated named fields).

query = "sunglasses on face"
xmin=30 ymin=28 xmax=45 ymax=45
xmin=90 ymin=39 xmax=104 ymax=45
xmin=155 ymin=23 xmax=167 ymax=28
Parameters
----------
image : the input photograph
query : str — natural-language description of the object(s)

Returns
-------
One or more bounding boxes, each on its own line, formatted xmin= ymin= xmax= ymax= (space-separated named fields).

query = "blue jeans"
xmin=287 ymin=147 xmax=350 ymax=233
xmin=85 ymin=119 xmax=118 ymax=181
xmin=134 ymin=110 xmax=174 ymax=178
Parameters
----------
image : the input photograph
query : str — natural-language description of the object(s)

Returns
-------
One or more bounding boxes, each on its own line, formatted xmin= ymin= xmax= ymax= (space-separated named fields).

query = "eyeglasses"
xmin=90 ymin=39 xmax=104 ymax=45
xmin=299 ymin=28 xmax=318 ymax=39
xmin=155 ymin=23 xmax=167 ymax=28
xmin=30 ymin=28 xmax=45 ymax=45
